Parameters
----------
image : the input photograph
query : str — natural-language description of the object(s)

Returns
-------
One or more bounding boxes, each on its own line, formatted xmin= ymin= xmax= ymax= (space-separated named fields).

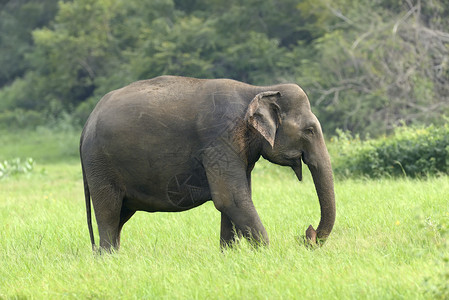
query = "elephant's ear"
xmin=245 ymin=91 xmax=281 ymax=148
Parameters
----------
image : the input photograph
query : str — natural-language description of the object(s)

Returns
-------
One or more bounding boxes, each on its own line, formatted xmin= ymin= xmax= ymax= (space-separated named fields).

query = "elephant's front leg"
xmin=204 ymin=151 xmax=269 ymax=247
xmin=219 ymin=202 xmax=268 ymax=246
xmin=220 ymin=167 xmax=253 ymax=248
xmin=220 ymin=212 xmax=243 ymax=248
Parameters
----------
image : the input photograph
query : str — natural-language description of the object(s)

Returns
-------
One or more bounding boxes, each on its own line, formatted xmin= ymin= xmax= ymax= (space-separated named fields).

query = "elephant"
xmin=80 ymin=75 xmax=336 ymax=251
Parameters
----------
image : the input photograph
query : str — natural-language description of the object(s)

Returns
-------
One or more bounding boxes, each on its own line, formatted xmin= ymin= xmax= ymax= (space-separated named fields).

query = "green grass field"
xmin=1 ymin=129 xmax=448 ymax=299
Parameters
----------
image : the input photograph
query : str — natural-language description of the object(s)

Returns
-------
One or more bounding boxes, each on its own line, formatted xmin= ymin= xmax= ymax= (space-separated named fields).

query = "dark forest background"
xmin=1 ymin=0 xmax=448 ymax=136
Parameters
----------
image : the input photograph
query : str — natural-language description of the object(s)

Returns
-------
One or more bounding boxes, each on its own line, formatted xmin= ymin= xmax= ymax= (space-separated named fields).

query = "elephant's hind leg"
xmin=91 ymin=183 xmax=125 ymax=252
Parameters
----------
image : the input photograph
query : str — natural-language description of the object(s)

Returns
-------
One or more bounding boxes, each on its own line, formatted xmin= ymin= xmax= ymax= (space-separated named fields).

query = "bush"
xmin=0 ymin=109 xmax=47 ymax=130
xmin=0 ymin=158 xmax=34 ymax=179
xmin=0 ymin=108 xmax=84 ymax=131
xmin=332 ymin=123 xmax=449 ymax=178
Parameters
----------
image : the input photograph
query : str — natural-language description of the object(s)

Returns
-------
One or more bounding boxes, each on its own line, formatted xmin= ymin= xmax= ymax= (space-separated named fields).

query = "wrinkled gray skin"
xmin=80 ymin=76 xmax=336 ymax=251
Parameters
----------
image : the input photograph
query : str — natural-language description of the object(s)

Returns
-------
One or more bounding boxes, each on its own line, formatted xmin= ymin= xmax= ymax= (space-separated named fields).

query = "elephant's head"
xmin=245 ymin=86 xmax=336 ymax=245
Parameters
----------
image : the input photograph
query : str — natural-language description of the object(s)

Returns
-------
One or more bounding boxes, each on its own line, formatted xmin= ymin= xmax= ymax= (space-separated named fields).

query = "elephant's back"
xmin=93 ymin=76 xmax=202 ymax=112
xmin=83 ymin=76 xmax=202 ymax=138
xmin=80 ymin=76 xmax=260 ymax=154
xmin=80 ymin=77 xmax=213 ymax=170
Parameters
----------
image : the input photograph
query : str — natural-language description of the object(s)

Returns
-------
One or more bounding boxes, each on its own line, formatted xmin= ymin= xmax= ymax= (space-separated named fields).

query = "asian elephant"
xmin=80 ymin=76 xmax=336 ymax=251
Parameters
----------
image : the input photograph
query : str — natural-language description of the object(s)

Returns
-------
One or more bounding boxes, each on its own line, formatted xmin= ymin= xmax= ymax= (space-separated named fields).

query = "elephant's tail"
xmin=81 ymin=158 xmax=96 ymax=251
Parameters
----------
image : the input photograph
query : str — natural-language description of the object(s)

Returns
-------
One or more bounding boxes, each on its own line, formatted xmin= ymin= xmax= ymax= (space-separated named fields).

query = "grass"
xmin=0 ymin=129 xmax=448 ymax=299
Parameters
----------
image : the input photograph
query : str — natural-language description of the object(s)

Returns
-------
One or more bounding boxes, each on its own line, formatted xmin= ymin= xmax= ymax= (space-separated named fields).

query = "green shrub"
xmin=0 ymin=109 xmax=47 ymax=130
xmin=72 ymin=96 xmax=98 ymax=127
xmin=0 ymin=158 xmax=34 ymax=179
xmin=0 ymin=108 xmax=83 ymax=131
xmin=332 ymin=123 xmax=449 ymax=178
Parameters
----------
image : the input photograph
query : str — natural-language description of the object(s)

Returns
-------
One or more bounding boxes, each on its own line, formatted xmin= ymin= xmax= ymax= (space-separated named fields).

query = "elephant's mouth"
xmin=301 ymin=150 xmax=313 ymax=165
xmin=290 ymin=151 xmax=315 ymax=181
xmin=291 ymin=153 xmax=303 ymax=181
xmin=279 ymin=151 xmax=304 ymax=181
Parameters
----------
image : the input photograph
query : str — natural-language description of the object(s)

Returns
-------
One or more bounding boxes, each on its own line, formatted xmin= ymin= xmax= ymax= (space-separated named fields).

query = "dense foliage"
xmin=1 ymin=0 xmax=449 ymax=135
xmin=333 ymin=123 xmax=449 ymax=178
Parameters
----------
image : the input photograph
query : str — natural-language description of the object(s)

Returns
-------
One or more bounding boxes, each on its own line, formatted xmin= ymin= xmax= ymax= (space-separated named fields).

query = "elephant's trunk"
xmin=305 ymin=149 xmax=336 ymax=244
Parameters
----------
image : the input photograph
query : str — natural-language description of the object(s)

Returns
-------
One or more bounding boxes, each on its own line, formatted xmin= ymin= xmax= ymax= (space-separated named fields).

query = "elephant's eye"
xmin=305 ymin=127 xmax=315 ymax=135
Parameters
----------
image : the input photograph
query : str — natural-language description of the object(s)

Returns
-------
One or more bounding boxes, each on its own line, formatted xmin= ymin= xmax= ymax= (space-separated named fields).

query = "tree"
xmin=0 ymin=0 xmax=59 ymax=87
xmin=296 ymin=0 xmax=449 ymax=135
